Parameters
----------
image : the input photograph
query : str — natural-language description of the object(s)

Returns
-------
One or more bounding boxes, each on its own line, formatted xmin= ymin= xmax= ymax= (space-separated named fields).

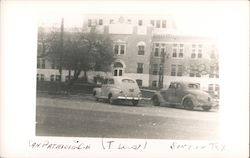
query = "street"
xmin=36 ymin=94 xmax=219 ymax=140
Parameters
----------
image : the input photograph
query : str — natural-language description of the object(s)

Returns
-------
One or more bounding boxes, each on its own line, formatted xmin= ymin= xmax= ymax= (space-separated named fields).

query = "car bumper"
xmin=195 ymin=100 xmax=214 ymax=107
xmin=117 ymin=96 xmax=141 ymax=100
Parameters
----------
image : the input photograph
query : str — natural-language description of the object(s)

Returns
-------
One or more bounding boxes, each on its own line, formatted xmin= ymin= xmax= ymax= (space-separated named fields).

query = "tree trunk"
xmin=83 ymin=70 xmax=88 ymax=83
xmin=66 ymin=69 xmax=81 ymax=93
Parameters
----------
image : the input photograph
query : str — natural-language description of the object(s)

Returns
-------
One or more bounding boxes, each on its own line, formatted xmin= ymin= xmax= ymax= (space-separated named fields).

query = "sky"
xmin=36 ymin=1 xmax=241 ymax=37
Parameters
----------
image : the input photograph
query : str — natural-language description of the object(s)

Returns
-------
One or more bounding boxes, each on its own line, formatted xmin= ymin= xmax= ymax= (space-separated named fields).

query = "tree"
xmin=183 ymin=55 xmax=219 ymax=78
xmin=37 ymin=26 xmax=114 ymax=90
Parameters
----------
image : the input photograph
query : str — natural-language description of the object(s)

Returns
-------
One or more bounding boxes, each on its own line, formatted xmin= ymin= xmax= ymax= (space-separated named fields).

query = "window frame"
xmin=137 ymin=63 xmax=144 ymax=73
xmin=113 ymin=43 xmax=126 ymax=55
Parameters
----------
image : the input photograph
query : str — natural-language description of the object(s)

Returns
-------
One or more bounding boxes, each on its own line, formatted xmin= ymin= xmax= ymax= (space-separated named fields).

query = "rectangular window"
xmin=191 ymin=53 xmax=196 ymax=58
xmin=198 ymin=53 xmax=202 ymax=58
xmin=114 ymin=44 xmax=126 ymax=55
xmin=152 ymin=81 xmax=157 ymax=87
xmin=179 ymin=49 xmax=184 ymax=58
xmin=160 ymin=48 xmax=165 ymax=55
xmin=156 ymin=20 xmax=161 ymax=28
xmin=136 ymin=79 xmax=142 ymax=87
xmin=42 ymin=59 xmax=45 ymax=69
xmin=138 ymin=20 xmax=143 ymax=26
xmin=159 ymin=64 xmax=163 ymax=75
xmin=152 ymin=64 xmax=158 ymax=75
xmin=172 ymin=49 xmax=177 ymax=57
xmin=51 ymin=60 xmax=55 ymax=69
xmin=99 ymin=19 xmax=103 ymax=25
xmin=138 ymin=45 xmax=145 ymax=55
xmin=189 ymin=72 xmax=195 ymax=77
xmin=37 ymin=59 xmax=40 ymax=68
xmin=50 ymin=75 xmax=55 ymax=82
xmin=40 ymin=74 xmax=45 ymax=81
xmin=162 ymin=20 xmax=166 ymax=28
xmin=177 ymin=65 xmax=183 ymax=76
xmin=88 ymin=19 xmax=91 ymax=27
xmin=114 ymin=45 xmax=119 ymax=54
xmin=120 ymin=45 xmax=125 ymax=54
xmin=137 ymin=63 xmax=143 ymax=73
xmin=114 ymin=70 xmax=118 ymax=76
xmin=150 ymin=20 xmax=155 ymax=26
xmin=171 ymin=65 xmax=176 ymax=76
xmin=208 ymin=84 xmax=214 ymax=91
xmin=215 ymin=84 xmax=219 ymax=91
xmin=119 ymin=70 xmax=122 ymax=76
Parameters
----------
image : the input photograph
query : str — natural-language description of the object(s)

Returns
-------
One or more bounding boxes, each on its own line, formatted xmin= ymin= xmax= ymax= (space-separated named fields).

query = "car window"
xmin=169 ymin=83 xmax=176 ymax=89
xmin=122 ymin=79 xmax=135 ymax=83
xmin=188 ymin=84 xmax=199 ymax=89
xmin=176 ymin=83 xmax=182 ymax=89
xmin=108 ymin=79 xmax=114 ymax=84
xmin=103 ymin=79 xmax=108 ymax=85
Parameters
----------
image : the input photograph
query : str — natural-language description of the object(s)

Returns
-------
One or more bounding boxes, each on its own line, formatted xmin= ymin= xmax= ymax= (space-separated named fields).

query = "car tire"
xmin=183 ymin=98 xmax=194 ymax=110
xmin=202 ymin=106 xmax=211 ymax=111
xmin=93 ymin=91 xmax=99 ymax=101
xmin=152 ymin=96 xmax=160 ymax=106
xmin=132 ymin=100 xmax=139 ymax=106
xmin=108 ymin=94 xmax=115 ymax=105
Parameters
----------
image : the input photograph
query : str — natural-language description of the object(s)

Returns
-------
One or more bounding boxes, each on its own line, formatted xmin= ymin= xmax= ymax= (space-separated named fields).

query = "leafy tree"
xmin=183 ymin=54 xmax=219 ymax=77
xmin=37 ymin=27 xmax=114 ymax=90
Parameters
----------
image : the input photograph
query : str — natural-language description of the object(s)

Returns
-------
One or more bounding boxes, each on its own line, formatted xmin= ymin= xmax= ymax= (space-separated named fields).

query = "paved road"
xmin=36 ymin=94 xmax=219 ymax=140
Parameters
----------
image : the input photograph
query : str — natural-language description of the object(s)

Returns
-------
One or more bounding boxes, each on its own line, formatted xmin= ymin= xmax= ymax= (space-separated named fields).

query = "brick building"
xmin=37 ymin=14 xmax=219 ymax=94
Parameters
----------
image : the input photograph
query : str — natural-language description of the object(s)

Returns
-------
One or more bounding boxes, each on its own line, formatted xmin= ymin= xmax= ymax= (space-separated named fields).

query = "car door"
xmin=101 ymin=78 xmax=108 ymax=98
xmin=175 ymin=83 xmax=185 ymax=105
xmin=161 ymin=82 xmax=176 ymax=103
xmin=106 ymin=78 xmax=115 ymax=97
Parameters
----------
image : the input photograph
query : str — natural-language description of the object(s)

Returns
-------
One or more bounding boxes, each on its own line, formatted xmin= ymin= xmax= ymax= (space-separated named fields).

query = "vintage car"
xmin=93 ymin=76 xmax=141 ymax=106
xmin=152 ymin=81 xmax=215 ymax=111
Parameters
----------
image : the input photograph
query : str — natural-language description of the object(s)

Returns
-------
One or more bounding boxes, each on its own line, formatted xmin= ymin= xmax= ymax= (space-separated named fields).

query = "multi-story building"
xmin=37 ymin=14 xmax=219 ymax=94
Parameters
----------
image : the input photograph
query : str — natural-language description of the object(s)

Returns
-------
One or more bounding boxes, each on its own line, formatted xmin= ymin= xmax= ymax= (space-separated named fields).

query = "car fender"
xmin=107 ymin=87 xmax=121 ymax=98
xmin=93 ymin=87 xmax=101 ymax=97
xmin=181 ymin=94 xmax=197 ymax=105
xmin=152 ymin=92 xmax=165 ymax=104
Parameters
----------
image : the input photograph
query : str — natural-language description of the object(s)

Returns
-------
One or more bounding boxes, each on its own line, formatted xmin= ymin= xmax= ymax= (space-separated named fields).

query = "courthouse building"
xmin=37 ymin=14 xmax=219 ymax=94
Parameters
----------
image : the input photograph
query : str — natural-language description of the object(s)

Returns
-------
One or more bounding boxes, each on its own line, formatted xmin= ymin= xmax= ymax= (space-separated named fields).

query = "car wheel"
xmin=202 ymin=106 xmax=211 ymax=111
xmin=93 ymin=91 xmax=99 ymax=101
xmin=108 ymin=94 xmax=115 ymax=104
xmin=183 ymin=98 xmax=194 ymax=110
xmin=132 ymin=100 xmax=139 ymax=106
xmin=152 ymin=96 xmax=160 ymax=106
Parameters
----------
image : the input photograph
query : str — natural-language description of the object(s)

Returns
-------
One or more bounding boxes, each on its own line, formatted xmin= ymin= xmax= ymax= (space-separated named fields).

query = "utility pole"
xmin=59 ymin=18 xmax=64 ymax=82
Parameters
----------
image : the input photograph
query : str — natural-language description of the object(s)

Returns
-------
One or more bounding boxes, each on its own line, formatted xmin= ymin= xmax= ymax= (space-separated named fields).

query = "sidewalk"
xmin=36 ymin=91 xmax=153 ymax=105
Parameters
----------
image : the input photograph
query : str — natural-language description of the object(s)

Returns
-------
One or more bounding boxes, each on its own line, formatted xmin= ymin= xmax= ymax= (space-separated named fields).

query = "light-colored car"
xmin=93 ymin=76 xmax=141 ymax=106
xmin=152 ymin=81 xmax=215 ymax=111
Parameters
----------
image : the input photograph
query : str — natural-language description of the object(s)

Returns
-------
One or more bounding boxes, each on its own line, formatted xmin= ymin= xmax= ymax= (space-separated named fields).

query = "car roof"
xmin=170 ymin=81 xmax=200 ymax=86
xmin=105 ymin=76 xmax=135 ymax=81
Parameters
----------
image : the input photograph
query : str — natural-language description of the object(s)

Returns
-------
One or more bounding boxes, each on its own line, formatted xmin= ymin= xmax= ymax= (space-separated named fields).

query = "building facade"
xmin=37 ymin=14 xmax=219 ymax=94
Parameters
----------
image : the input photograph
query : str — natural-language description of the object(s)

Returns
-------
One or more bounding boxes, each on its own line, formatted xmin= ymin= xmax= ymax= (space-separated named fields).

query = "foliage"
xmin=37 ymin=27 xmax=114 ymax=89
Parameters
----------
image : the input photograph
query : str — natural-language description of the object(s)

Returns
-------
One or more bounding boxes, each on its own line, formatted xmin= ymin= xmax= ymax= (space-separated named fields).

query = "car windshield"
xmin=187 ymin=83 xmax=200 ymax=89
xmin=122 ymin=79 xmax=135 ymax=84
